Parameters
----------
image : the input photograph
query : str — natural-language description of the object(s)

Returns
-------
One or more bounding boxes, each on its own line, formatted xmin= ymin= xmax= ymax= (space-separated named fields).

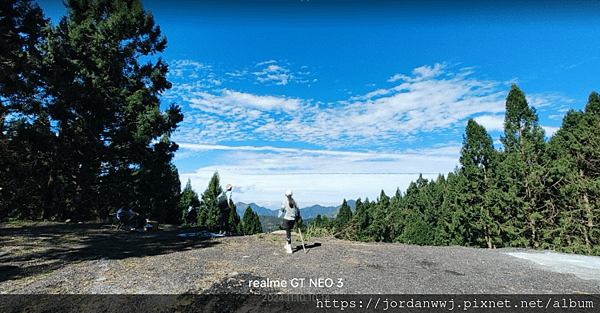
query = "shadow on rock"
xmin=0 ymin=222 xmax=220 ymax=283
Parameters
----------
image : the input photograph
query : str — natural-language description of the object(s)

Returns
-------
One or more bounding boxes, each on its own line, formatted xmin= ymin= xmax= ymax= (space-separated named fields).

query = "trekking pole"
xmin=298 ymin=227 xmax=307 ymax=254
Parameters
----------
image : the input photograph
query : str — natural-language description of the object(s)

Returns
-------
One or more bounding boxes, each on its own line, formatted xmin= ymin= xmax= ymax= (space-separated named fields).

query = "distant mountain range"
xmin=235 ymin=200 xmax=356 ymax=219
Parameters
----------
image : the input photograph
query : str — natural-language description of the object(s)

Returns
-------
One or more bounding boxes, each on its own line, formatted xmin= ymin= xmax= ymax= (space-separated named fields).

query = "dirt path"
xmin=1 ymin=222 xmax=599 ymax=295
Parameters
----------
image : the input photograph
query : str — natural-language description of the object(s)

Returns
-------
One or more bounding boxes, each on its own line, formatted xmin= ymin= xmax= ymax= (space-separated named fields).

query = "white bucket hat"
xmin=226 ymin=184 xmax=232 ymax=191
xmin=285 ymin=189 xmax=293 ymax=196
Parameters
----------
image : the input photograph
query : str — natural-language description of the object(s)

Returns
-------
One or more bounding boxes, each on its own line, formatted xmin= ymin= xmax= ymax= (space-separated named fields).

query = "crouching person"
xmin=279 ymin=189 xmax=300 ymax=254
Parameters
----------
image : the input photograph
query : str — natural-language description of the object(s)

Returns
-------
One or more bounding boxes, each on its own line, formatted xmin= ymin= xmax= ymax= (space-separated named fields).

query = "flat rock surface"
xmin=1 ymin=222 xmax=599 ymax=295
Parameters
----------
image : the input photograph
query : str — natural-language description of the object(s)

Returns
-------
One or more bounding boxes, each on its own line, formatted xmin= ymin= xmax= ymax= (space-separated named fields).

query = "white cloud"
xmin=225 ymin=70 xmax=247 ymax=77
xmin=169 ymin=61 xmax=572 ymax=157
xmin=549 ymin=114 xmax=563 ymax=120
xmin=188 ymin=89 xmax=301 ymax=111
xmin=177 ymin=144 xmax=460 ymax=208
xmin=388 ymin=63 xmax=446 ymax=83
xmin=473 ymin=114 xmax=505 ymax=132
xmin=168 ymin=59 xmax=211 ymax=79
xmin=253 ymin=64 xmax=293 ymax=85
xmin=527 ymin=93 xmax=574 ymax=109
xmin=172 ymin=63 xmax=513 ymax=149
xmin=412 ymin=63 xmax=446 ymax=80
xmin=256 ymin=60 xmax=277 ymax=66
xmin=165 ymin=61 xmax=579 ymax=206
xmin=388 ymin=73 xmax=409 ymax=83
xmin=542 ymin=125 xmax=560 ymax=138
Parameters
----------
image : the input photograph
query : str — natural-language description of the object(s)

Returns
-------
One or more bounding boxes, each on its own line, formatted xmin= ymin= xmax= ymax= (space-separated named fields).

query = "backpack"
xmin=218 ymin=192 xmax=229 ymax=211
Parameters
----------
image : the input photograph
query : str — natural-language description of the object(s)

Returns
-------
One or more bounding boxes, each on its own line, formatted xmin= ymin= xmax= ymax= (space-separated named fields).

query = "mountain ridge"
xmin=235 ymin=200 xmax=356 ymax=219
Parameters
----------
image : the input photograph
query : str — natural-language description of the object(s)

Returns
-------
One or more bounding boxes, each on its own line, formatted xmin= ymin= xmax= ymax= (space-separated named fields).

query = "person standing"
xmin=218 ymin=183 xmax=233 ymax=235
xmin=279 ymin=189 xmax=300 ymax=254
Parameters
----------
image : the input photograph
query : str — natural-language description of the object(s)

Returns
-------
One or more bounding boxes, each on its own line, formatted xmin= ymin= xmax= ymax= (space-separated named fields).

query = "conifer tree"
xmin=434 ymin=170 xmax=462 ymax=246
xmin=180 ymin=179 xmax=201 ymax=225
xmin=312 ymin=214 xmax=323 ymax=228
xmin=228 ymin=202 xmax=242 ymax=233
xmin=2 ymin=0 xmax=183 ymax=221
xmin=547 ymin=92 xmax=600 ymax=254
xmin=497 ymin=84 xmax=548 ymax=248
xmin=0 ymin=0 xmax=49 ymax=220
xmin=335 ymin=199 xmax=353 ymax=230
xmin=242 ymin=206 xmax=262 ymax=235
xmin=352 ymin=198 xmax=370 ymax=241
xmin=388 ymin=188 xmax=406 ymax=242
xmin=199 ymin=172 xmax=223 ymax=230
xmin=459 ymin=119 xmax=500 ymax=248
xmin=399 ymin=175 xmax=437 ymax=245
xmin=365 ymin=191 xmax=391 ymax=242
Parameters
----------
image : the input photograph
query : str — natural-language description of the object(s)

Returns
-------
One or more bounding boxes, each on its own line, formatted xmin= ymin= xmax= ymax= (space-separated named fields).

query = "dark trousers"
xmin=219 ymin=211 xmax=230 ymax=232
xmin=281 ymin=219 xmax=296 ymax=244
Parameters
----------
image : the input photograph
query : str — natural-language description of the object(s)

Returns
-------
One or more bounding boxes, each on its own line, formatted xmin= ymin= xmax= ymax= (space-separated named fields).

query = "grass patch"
xmin=267 ymin=235 xmax=280 ymax=243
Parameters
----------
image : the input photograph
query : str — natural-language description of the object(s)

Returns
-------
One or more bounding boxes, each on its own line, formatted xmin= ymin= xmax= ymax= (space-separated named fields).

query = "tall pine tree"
xmin=497 ymin=84 xmax=548 ymax=248
xmin=180 ymin=179 xmax=201 ymax=225
xmin=4 ymin=0 xmax=185 ymax=221
xmin=0 ymin=0 xmax=49 ymax=220
xmin=335 ymin=199 xmax=353 ymax=230
xmin=242 ymin=206 xmax=262 ymax=235
xmin=459 ymin=118 xmax=499 ymax=248
xmin=199 ymin=172 xmax=223 ymax=230
xmin=547 ymin=92 xmax=600 ymax=254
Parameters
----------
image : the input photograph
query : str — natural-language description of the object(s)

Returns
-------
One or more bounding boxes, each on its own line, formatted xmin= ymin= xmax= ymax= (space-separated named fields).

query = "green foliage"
xmin=327 ymin=85 xmax=600 ymax=256
xmin=199 ymin=172 xmax=223 ymax=231
xmin=180 ymin=179 xmax=201 ymax=225
xmin=306 ymin=222 xmax=333 ymax=239
xmin=335 ymin=199 xmax=353 ymax=229
xmin=0 ymin=0 xmax=49 ymax=221
xmin=228 ymin=203 xmax=242 ymax=234
xmin=544 ymin=92 xmax=600 ymax=255
xmin=241 ymin=206 xmax=263 ymax=235
xmin=294 ymin=216 xmax=306 ymax=233
xmin=401 ymin=209 xmax=434 ymax=245
xmin=457 ymin=119 xmax=500 ymax=248
xmin=1 ymin=0 xmax=183 ymax=222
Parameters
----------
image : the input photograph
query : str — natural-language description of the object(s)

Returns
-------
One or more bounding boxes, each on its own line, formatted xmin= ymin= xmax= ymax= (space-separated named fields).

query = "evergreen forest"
xmin=309 ymin=86 xmax=600 ymax=256
xmin=2 ymin=0 xmax=598 ymax=256
xmin=1 ymin=0 xmax=183 ymax=223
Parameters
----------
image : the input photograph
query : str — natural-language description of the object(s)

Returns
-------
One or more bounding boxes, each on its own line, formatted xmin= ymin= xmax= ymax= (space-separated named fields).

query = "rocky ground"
xmin=2 ymin=221 xmax=599 ymax=296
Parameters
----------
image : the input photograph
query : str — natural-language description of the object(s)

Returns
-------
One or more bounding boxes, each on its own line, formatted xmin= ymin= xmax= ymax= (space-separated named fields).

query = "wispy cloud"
xmin=527 ymin=93 xmax=574 ymax=109
xmin=225 ymin=70 xmax=247 ymax=77
xmin=168 ymin=59 xmax=211 ymax=79
xmin=387 ymin=63 xmax=446 ymax=82
xmin=167 ymin=61 xmax=573 ymax=206
xmin=177 ymin=144 xmax=461 ymax=208
xmin=256 ymin=60 xmax=277 ymax=66
xmin=189 ymin=89 xmax=302 ymax=111
xmin=253 ymin=64 xmax=292 ymax=85
xmin=474 ymin=114 xmax=505 ymax=132
xmin=169 ymin=62 xmax=569 ymax=149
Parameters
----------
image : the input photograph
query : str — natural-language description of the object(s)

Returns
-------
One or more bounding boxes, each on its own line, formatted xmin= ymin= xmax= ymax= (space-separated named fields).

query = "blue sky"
xmin=37 ymin=0 xmax=600 ymax=209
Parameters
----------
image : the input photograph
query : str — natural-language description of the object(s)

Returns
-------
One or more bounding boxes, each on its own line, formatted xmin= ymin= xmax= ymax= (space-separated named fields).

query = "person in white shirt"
xmin=279 ymin=189 xmax=300 ymax=254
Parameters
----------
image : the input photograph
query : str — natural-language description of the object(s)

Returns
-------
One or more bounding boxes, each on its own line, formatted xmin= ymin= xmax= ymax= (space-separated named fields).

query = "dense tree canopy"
xmin=3 ymin=1 xmax=597 ymax=254
xmin=309 ymin=86 xmax=600 ymax=256
xmin=1 ymin=0 xmax=182 ymax=223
